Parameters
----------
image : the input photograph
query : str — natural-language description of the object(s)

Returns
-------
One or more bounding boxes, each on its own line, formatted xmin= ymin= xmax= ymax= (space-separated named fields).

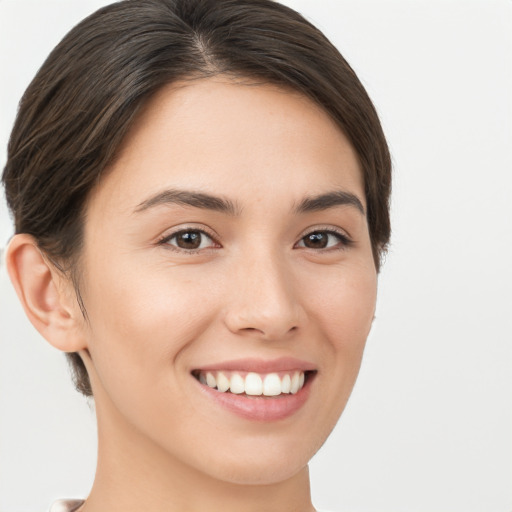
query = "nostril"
xmin=239 ymin=325 xmax=298 ymax=339
xmin=224 ymin=306 xmax=303 ymax=340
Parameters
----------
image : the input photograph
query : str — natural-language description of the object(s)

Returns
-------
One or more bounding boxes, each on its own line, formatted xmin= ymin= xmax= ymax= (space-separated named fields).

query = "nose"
xmin=223 ymin=250 xmax=304 ymax=341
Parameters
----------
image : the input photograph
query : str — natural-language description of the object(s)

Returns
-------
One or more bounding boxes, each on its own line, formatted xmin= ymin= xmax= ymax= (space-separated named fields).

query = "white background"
xmin=1 ymin=1 xmax=511 ymax=511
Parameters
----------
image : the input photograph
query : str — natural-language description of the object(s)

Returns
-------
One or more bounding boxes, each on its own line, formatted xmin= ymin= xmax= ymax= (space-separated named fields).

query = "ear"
xmin=6 ymin=234 xmax=87 ymax=352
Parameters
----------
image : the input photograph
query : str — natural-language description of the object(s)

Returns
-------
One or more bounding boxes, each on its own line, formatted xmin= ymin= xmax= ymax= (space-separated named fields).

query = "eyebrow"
xmin=294 ymin=190 xmax=365 ymax=216
xmin=134 ymin=188 xmax=365 ymax=217
xmin=134 ymin=189 xmax=240 ymax=215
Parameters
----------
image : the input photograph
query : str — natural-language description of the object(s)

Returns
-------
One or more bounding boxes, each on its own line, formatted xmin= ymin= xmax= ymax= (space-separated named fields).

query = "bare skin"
xmin=7 ymin=77 xmax=377 ymax=512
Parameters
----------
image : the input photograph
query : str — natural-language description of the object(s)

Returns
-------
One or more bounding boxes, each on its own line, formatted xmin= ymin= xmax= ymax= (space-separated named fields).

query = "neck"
xmin=83 ymin=397 xmax=315 ymax=512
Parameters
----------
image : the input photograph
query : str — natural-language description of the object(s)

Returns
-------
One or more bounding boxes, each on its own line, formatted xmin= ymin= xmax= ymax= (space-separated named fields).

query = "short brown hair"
xmin=2 ymin=0 xmax=391 ymax=396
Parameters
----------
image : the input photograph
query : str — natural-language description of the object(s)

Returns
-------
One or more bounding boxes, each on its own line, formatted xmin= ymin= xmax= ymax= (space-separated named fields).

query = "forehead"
xmin=90 ymin=77 xmax=364 ymax=215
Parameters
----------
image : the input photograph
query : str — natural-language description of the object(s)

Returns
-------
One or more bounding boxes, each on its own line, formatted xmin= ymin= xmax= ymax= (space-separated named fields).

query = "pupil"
xmin=305 ymin=232 xmax=327 ymax=248
xmin=177 ymin=231 xmax=201 ymax=249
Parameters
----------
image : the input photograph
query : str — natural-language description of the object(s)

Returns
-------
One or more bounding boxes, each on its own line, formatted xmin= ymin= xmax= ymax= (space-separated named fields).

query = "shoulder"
xmin=48 ymin=499 xmax=84 ymax=512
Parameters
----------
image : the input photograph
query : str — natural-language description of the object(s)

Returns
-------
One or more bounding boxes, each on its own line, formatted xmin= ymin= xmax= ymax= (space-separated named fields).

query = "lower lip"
xmin=194 ymin=374 xmax=314 ymax=422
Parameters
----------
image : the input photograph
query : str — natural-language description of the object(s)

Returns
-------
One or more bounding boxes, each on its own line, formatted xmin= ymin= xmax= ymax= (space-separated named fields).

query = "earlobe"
xmin=5 ymin=234 xmax=87 ymax=352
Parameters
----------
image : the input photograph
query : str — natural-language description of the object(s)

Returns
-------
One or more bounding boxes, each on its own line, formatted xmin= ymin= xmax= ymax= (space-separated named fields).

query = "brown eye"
xmin=296 ymin=230 xmax=351 ymax=250
xmin=175 ymin=231 xmax=202 ymax=249
xmin=303 ymin=232 xmax=329 ymax=249
xmin=163 ymin=229 xmax=217 ymax=251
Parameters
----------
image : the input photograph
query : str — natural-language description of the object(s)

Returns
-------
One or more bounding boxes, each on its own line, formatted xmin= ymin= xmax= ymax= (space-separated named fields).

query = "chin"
xmin=188 ymin=431 xmax=322 ymax=486
xmin=209 ymin=456 xmax=309 ymax=486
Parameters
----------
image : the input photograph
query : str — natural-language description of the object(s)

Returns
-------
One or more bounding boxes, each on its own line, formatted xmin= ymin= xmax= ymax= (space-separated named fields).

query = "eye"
xmin=159 ymin=229 xmax=218 ymax=251
xmin=296 ymin=230 xmax=352 ymax=250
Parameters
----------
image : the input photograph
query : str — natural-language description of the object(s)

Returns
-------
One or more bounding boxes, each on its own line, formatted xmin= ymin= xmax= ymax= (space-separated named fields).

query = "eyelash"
xmin=157 ymin=227 xmax=353 ymax=253
xmin=295 ymin=228 xmax=353 ymax=251
xmin=157 ymin=228 xmax=220 ymax=253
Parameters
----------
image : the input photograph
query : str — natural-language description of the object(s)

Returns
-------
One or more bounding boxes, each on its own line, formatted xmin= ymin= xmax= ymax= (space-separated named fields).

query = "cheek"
xmin=304 ymin=260 xmax=377 ymax=402
xmin=307 ymin=260 xmax=377 ymax=346
xmin=80 ymin=258 xmax=220 ymax=396
xmin=285 ymin=260 xmax=377 ymax=456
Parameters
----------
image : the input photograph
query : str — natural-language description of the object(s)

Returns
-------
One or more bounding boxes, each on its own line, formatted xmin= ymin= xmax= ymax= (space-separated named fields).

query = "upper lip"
xmin=192 ymin=357 xmax=317 ymax=374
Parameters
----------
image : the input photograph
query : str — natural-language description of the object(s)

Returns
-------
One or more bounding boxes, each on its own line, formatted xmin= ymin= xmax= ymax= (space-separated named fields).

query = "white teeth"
xmin=217 ymin=371 xmax=230 ymax=392
xmin=197 ymin=370 xmax=308 ymax=396
xmin=290 ymin=372 xmax=300 ymax=394
xmin=230 ymin=373 xmax=245 ymax=394
xmin=206 ymin=372 xmax=216 ymax=388
xmin=263 ymin=373 xmax=282 ymax=396
xmin=281 ymin=374 xmax=291 ymax=394
xmin=245 ymin=372 xmax=263 ymax=395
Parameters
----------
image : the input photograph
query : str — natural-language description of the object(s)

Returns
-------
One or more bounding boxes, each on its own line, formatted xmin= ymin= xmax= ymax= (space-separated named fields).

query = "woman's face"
xmin=77 ymin=78 xmax=377 ymax=485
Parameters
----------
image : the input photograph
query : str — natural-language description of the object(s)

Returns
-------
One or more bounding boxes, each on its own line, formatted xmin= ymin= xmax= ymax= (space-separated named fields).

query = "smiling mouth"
xmin=192 ymin=370 xmax=316 ymax=397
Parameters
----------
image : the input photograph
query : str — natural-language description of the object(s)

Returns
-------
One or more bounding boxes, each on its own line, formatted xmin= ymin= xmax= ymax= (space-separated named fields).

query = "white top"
xmin=49 ymin=500 xmax=84 ymax=512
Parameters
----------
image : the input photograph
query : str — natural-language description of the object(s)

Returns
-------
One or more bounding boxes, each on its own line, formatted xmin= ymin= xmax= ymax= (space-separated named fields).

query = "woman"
xmin=2 ymin=0 xmax=391 ymax=510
